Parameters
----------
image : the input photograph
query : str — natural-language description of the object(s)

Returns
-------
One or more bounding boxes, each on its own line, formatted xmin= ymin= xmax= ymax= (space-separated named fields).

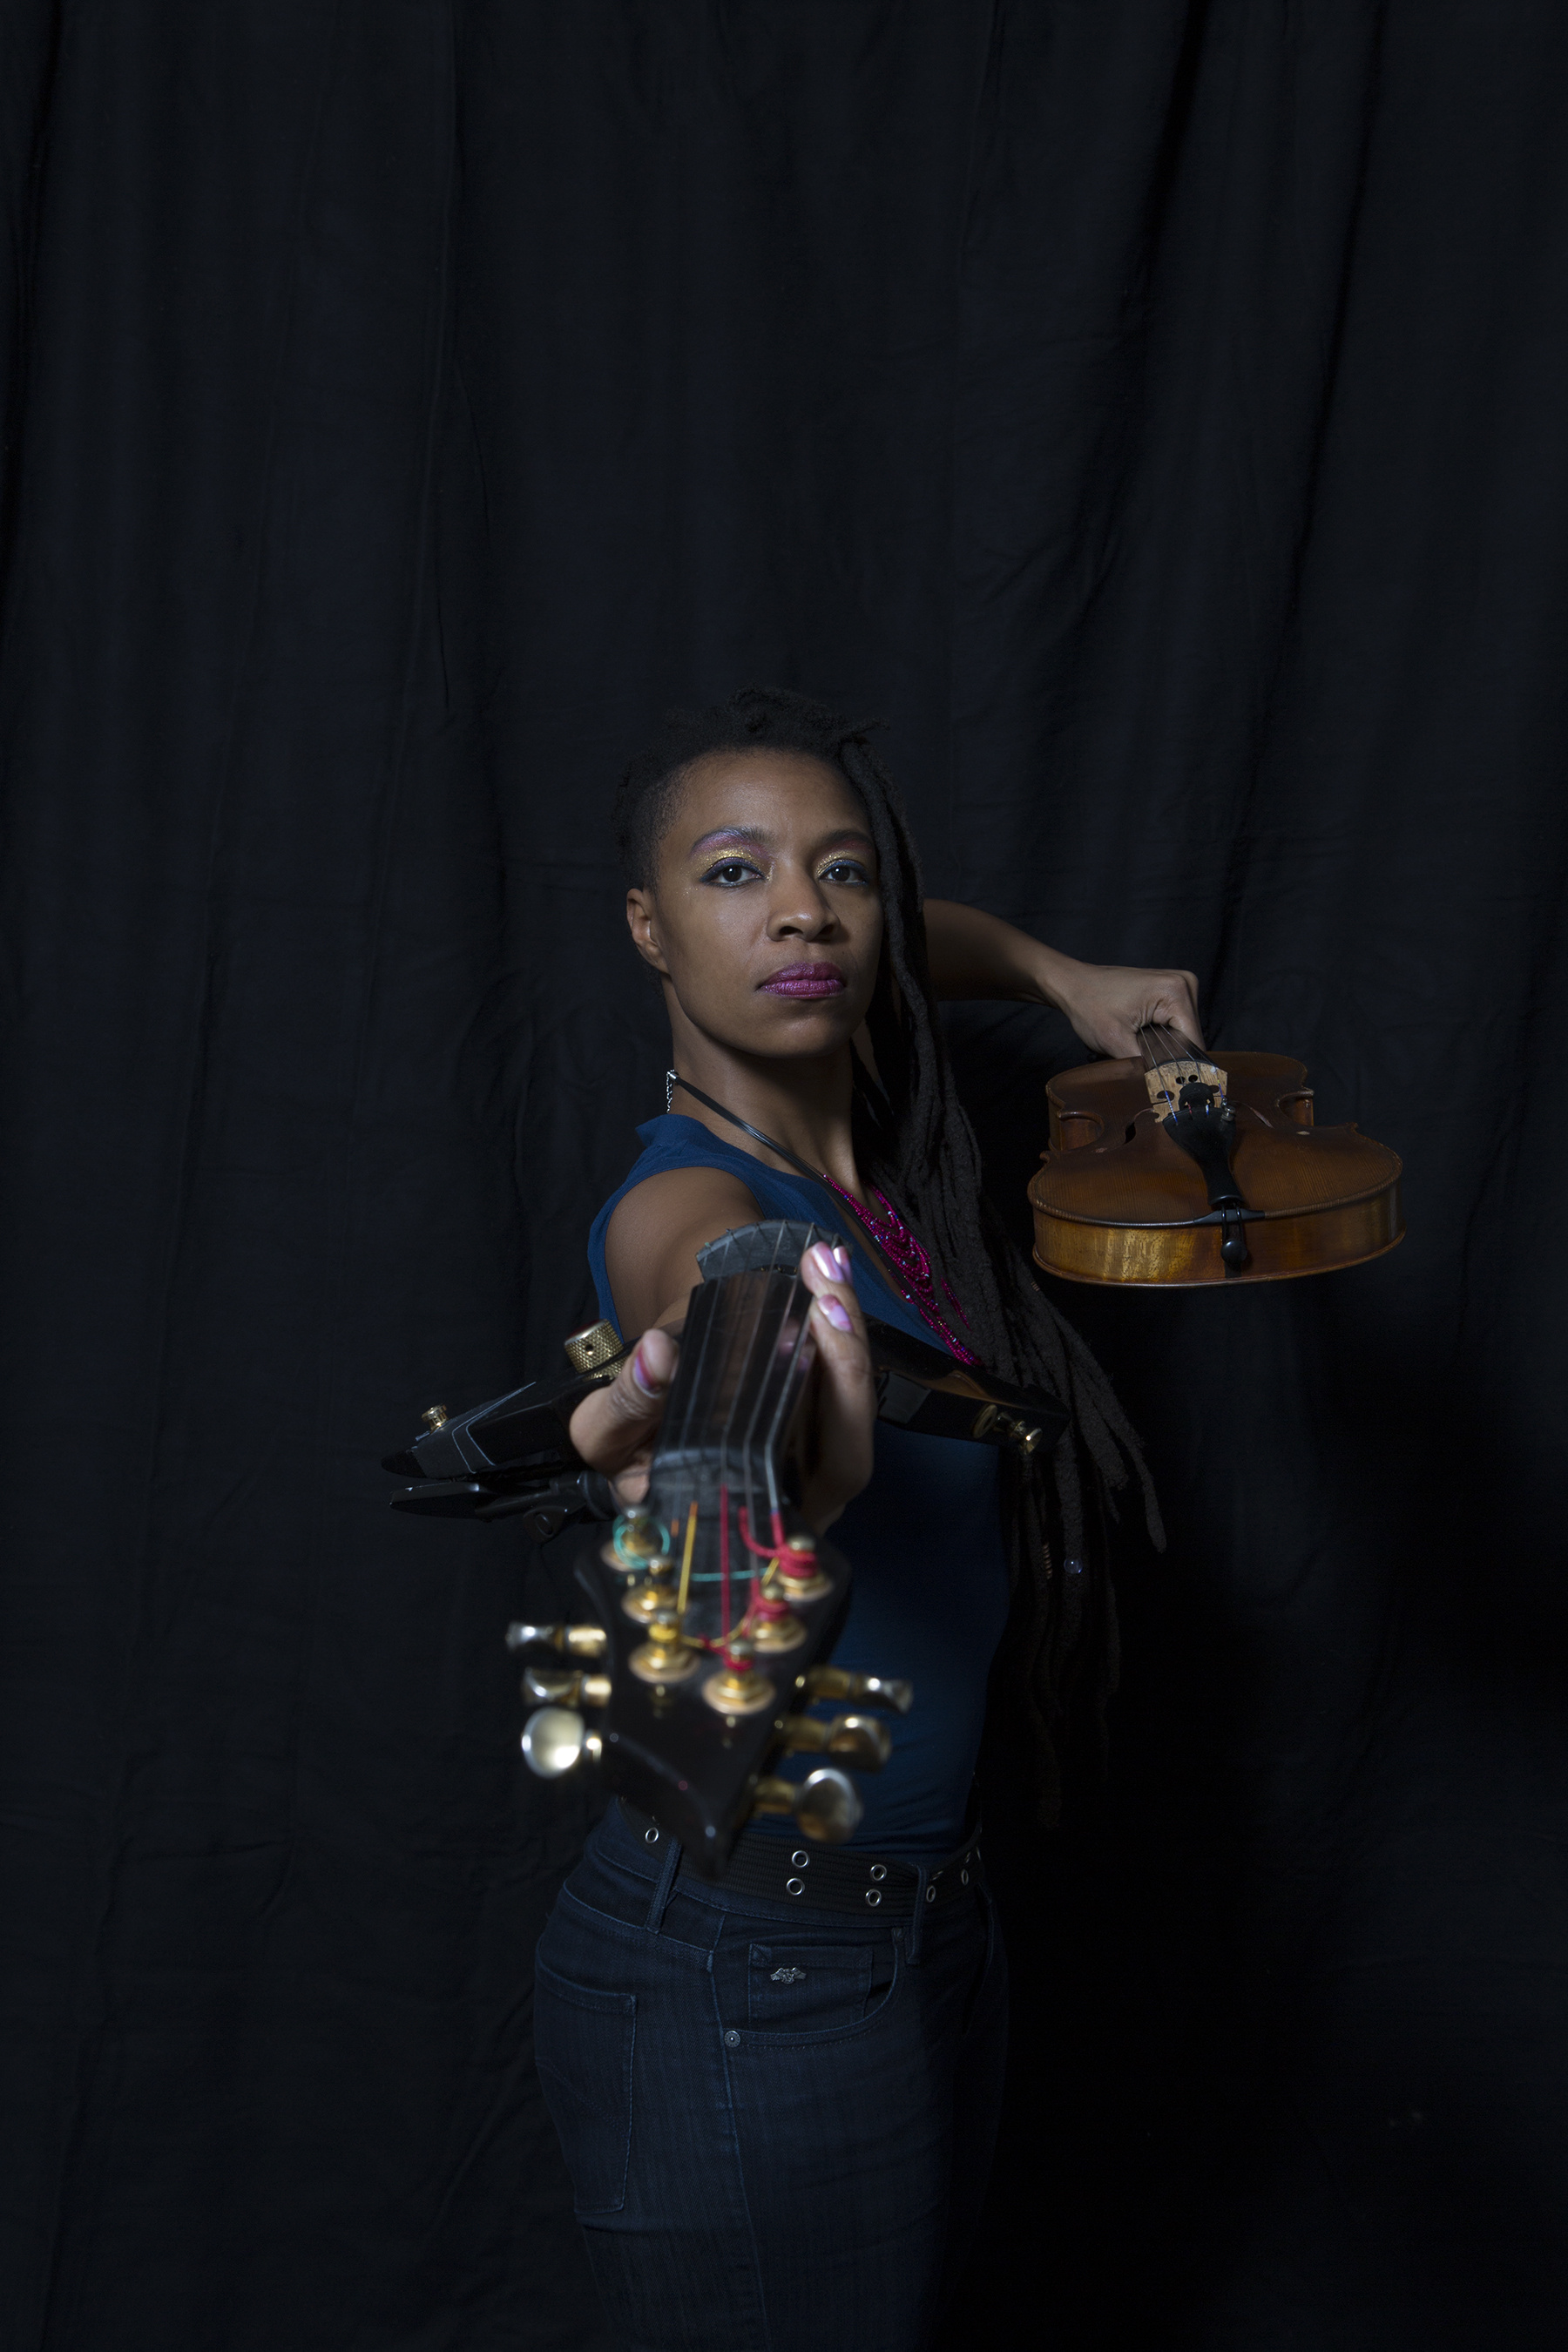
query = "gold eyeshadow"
xmin=688 ymin=846 xmax=874 ymax=882
xmin=693 ymin=851 xmax=764 ymax=882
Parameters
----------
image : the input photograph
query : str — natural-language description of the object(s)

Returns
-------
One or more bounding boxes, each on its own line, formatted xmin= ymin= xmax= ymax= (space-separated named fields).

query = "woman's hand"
xmin=793 ymin=1240 xmax=876 ymax=1531
xmin=565 ymin=1323 xmax=680 ymax=1511
xmin=566 ymin=1242 xmax=876 ymax=1533
xmin=1044 ymin=955 xmax=1204 ymax=1058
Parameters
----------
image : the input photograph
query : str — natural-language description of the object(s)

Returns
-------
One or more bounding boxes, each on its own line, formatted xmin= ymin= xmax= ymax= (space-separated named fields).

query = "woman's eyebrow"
xmin=686 ymin=823 xmax=875 ymax=856
xmin=688 ymin=826 xmax=771 ymax=855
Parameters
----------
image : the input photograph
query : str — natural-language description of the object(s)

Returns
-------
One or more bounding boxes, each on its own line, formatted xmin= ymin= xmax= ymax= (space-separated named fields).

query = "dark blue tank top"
xmin=586 ymin=1114 xmax=1011 ymax=1860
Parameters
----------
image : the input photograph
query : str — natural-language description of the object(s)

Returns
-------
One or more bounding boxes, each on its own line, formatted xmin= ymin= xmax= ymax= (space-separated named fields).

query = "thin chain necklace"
xmin=666 ymin=1071 xmax=980 ymax=1363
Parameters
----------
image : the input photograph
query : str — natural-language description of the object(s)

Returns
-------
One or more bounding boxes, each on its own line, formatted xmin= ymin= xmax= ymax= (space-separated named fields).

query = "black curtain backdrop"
xmin=3 ymin=4 xmax=1565 ymax=2348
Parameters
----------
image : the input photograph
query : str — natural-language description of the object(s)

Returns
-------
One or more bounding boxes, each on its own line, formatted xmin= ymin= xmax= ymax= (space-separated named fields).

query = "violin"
xmin=1027 ymin=1024 xmax=1404 ymax=1287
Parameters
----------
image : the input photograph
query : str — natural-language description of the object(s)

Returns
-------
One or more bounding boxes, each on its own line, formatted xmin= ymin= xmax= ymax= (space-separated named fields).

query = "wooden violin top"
xmin=1028 ymin=1051 xmax=1404 ymax=1287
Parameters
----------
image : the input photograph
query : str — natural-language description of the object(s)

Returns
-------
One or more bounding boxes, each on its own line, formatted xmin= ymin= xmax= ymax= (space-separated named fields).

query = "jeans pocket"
xmin=533 ymin=1954 xmax=636 ymax=2215
xmin=747 ymin=1940 xmax=882 ymax=2031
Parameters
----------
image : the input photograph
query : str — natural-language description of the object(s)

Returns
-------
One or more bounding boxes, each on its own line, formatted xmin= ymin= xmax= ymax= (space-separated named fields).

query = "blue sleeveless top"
xmin=586 ymin=1114 xmax=1011 ymax=1860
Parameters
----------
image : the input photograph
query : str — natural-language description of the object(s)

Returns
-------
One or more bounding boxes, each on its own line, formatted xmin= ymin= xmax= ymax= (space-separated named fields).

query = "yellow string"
xmin=676 ymin=1501 xmax=698 ymax=1619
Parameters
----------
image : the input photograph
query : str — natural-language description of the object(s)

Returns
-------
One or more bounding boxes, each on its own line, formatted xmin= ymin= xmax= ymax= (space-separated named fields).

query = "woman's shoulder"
xmin=596 ymin=1120 xmax=767 ymax=1333
xmin=605 ymin=1165 xmax=765 ymax=1313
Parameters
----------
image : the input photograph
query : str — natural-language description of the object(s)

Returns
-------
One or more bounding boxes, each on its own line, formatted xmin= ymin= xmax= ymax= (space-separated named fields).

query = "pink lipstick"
xmin=761 ymin=961 xmax=846 ymax=999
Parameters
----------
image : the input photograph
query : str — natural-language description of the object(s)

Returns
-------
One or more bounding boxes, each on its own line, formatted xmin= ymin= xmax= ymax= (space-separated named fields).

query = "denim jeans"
xmin=532 ymin=1801 xmax=1008 ymax=2352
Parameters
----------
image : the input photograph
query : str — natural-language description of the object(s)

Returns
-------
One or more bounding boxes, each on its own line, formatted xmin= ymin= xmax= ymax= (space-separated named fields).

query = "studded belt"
xmin=618 ymin=1800 xmax=983 ymax=1918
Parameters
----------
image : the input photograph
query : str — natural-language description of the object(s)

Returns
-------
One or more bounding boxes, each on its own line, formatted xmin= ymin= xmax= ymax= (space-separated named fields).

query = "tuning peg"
xmin=520 ymin=1707 xmax=604 ymax=1778
xmin=801 ymin=1665 xmax=913 ymax=1716
xmin=970 ymin=1402 xmax=1045 ymax=1456
xmin=563 ymin=1320 xmax=625 ymax=1374
xmin=504 ymin=1621 xmax=608 ymax=1659
xmin=749 ymin=1766 xmax=864 ymax=1843
xmin=520 ymin=1665 xmax=612 ymax=1708
xmin=777 ymin=1712 xmax=893 ymax=1771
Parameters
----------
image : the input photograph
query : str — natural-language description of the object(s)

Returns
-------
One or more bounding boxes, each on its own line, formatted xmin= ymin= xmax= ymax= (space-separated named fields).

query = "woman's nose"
xmin=767 ymin=876 xmax=835 ymax=938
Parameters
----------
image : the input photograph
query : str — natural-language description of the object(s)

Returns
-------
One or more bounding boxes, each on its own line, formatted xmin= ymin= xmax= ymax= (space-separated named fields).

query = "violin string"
xmin=743 ymin=1225 xmax=792 ymax=1558
xmin=760 ymin=1231 xmax=814 ymax=1537
xmin=731 ymin=1237 xmax=780 ymax=1631
xmin=705 ymin=1231 xmax=750 ymax=1632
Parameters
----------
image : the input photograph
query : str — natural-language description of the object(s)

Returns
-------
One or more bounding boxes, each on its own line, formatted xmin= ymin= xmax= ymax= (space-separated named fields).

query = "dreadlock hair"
xmin=614 ymin=685 xmax=1162 ymax=1820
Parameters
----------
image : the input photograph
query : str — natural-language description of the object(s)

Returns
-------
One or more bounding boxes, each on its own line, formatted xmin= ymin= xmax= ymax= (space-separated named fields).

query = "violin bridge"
xmin=1144 ymin=1053 xmax=1227 ymax=1110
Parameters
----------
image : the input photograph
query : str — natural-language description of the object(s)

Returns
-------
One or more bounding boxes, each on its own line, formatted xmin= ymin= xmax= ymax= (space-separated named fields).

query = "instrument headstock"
xmin=512 ymin=1220 xmax=911 ymax=1876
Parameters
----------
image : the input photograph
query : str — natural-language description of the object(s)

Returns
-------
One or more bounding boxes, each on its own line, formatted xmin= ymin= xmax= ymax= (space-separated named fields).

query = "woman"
xmin=541 ymin=687 xmax=1197 ymax=2352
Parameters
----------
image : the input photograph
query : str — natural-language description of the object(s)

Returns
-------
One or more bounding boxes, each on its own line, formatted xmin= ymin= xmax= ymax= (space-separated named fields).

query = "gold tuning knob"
xmin=629 ymin=1608 xmax=699 ymax=1686
xmin=504 ymin=1621 xmax=608 ymax=1659
xmin=777 ymin=1712 xmax=893 ymax=1771
xmin=422 ymin=1404 xmax=449 ymax=1429
xmin=802 ymin=1665 xmax=914 ymax=1716
xmin=563 ymin=1321 xmax=625 ymax=1375
xmin=970 ymin=1402 xmax=1044 ymax=1456
xmin=750 ymin=1767 xmax=864 ymax=1842
xmin=519 ymin=1707 xmax=603 ymax=1778
xmin=702 ymin=1642 xmax=774 ymax=1717
xmin=520 ymin=1666 xmax=613 ymax=1709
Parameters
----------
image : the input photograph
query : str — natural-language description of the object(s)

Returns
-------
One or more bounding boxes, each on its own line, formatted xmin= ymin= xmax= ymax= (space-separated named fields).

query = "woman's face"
xmin=627 ymin=748 xmax=884 ymax=1062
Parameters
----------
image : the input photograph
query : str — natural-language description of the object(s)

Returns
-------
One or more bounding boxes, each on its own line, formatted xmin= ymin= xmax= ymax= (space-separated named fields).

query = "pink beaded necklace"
xmin=822 ymin=1177 xmax=980 ymax=1363
xmin=666 ymin=1071 xmax=981 ymax=1365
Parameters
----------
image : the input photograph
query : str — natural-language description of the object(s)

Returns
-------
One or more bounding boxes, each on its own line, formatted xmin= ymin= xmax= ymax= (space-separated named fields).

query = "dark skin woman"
xmin=551 ymin=690 xmax=1192 ymax=2352
xmin=573 ymin=747 xmax=1198 ymax=1495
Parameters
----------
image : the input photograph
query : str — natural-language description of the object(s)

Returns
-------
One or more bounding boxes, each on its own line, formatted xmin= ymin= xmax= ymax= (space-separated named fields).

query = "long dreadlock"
xmin=614 ymin=685 xmax=1162 ymax=1817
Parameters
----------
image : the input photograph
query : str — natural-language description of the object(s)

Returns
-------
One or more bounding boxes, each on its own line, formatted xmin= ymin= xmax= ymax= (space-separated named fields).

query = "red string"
xmin=735 ymin=1505 xmax=774 ymax=1562
xmin=719 ymin=1484 xmax=731 ymax=1642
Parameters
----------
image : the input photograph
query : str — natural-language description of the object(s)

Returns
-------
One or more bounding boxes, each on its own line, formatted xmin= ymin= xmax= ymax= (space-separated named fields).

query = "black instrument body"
xmin=569 ymin=1247 xmax=853 ymax=1869
xmin=385 ymin=1220 xmax=981 ymax=1875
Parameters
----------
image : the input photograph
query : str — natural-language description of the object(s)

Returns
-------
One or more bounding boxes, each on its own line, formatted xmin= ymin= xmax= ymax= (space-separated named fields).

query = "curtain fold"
xmin=2 ymin=4 xmax=1565 ymax=2345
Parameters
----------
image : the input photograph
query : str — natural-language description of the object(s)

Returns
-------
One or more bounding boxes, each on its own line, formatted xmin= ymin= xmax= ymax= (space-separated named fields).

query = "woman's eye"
xmin=701 ymin=859 xmax=760 ymax=887
xmin=819 ymin=859 xmax=871 ymax=888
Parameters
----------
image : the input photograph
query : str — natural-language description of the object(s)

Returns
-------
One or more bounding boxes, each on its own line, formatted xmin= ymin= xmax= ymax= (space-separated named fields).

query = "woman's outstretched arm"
xmin=570 ymin=1240 xmax=875 ymax=1533
xmin=923 ymin=898 xmax=1203 ymax=1058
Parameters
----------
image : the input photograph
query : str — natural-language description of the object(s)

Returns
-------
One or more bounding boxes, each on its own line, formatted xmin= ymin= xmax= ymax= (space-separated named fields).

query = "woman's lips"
xmin=760 ymin=961 xmax=847 ymax=999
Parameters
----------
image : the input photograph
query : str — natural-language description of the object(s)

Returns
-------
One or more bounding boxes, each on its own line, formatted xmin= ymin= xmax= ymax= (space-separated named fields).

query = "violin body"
xmin=1027 ymin=1049 xmax=1404 ymax=1287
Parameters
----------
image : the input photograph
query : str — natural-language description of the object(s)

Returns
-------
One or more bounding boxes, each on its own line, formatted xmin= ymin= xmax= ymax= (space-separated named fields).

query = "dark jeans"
xmin=532 ymin=1801 xmax=1008 ymax=2352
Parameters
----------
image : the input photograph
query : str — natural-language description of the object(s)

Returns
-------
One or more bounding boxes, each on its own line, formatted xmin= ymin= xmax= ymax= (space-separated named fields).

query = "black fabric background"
xmin=3 ymin=4 xmax=1565 ymax=2347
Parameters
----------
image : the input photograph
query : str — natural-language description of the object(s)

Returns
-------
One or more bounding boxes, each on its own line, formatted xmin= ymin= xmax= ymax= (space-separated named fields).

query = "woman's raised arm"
xmin=923 ymin=897 xmax=1203 ymax=1058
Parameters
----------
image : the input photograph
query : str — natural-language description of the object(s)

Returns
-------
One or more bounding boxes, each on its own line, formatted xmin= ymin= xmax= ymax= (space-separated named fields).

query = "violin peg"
xmin=749 ymin=1767 xmax=864 ymax=1842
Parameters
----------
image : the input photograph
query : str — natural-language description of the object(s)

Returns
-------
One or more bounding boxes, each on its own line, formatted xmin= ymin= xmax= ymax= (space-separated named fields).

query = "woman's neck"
xmin=665 ymin=1018 xmax=864 ymax=1200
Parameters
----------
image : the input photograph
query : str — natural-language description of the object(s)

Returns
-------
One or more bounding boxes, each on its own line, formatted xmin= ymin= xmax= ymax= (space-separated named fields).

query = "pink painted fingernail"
xmin=631 ymin=1343 xmax=659 ymax=1396
xmin=833 ymin=1246 xmax=854 ymax=1281
xmin=818 ymin=1295 xmax=853 ymax=1333
xmin=811 ymin=1244 xmax=839 ymax=1281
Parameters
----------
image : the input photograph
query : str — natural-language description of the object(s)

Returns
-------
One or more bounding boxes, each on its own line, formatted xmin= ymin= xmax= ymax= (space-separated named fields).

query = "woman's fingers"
xmin=567 ymin=1325 xmax=679 ymax=1503
xmin=1057 ymin=961 xmax=1205 ymax=1058
xmin=799 ymin=1240 xmax=877 ymax=1531
xmin=567 ymin=1245 xmax=876 ymax=1531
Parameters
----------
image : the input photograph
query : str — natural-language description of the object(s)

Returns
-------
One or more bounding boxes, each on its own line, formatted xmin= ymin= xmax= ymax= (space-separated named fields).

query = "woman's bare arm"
xmin=604 ymin=1165 xmax=766 ymax=1335
xmin=923 ymin=897 xmax=1203 ymax=1057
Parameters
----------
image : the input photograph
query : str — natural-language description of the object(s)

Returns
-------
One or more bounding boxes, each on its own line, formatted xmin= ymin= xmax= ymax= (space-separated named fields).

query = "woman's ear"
xmin=625 ymin=887 xmax=671 ymax=976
